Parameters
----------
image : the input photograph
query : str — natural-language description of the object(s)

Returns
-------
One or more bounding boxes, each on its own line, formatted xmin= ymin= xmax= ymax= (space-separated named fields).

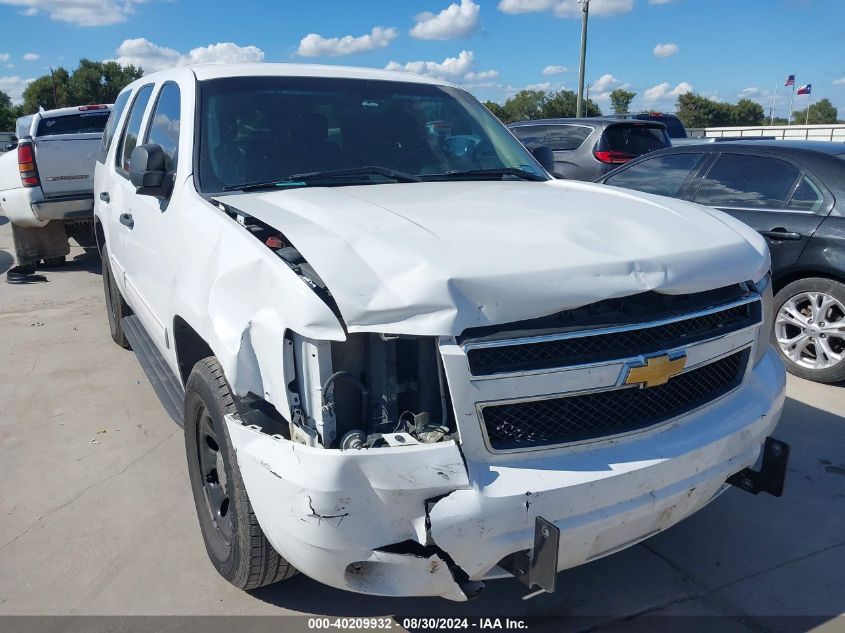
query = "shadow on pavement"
xmin=0 ymin=249 xmax=13 ymax=275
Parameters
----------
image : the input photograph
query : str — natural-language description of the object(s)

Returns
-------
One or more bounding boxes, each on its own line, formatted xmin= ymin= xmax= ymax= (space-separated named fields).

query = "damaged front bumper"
xmin=225 ymin=348 xmax=785 ymax=601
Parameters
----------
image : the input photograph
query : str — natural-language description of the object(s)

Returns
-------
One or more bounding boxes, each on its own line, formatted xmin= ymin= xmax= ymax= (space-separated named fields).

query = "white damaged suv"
xmin=94 ymin=64 xmax=788 ymax=600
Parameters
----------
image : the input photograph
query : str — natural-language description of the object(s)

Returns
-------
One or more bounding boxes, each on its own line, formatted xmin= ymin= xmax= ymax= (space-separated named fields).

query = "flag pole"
xmin=805 ymin=95 xmax=811 ymax=125
xmin=769 ymin=81 xmax=777 ymax=126
xmin=787 ymin=75 xmax=795 ymax=125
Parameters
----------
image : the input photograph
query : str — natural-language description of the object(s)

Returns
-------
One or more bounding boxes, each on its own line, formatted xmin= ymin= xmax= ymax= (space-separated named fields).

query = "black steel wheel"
xmin=184 ymin=356 xmax=297 ymax=589
xmin=101 ymin=245 xmax=131 ymax=349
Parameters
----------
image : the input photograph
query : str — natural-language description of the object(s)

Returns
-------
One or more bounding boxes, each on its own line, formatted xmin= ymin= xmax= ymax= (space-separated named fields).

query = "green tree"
xmin=22 ymin=67 xmax=71 ymax=113
xmin=676 ymin=93 xmax=734 ymax=128
xmin=69 ymin=59 xmax=143 ymax=105
xmin=20 ymin=60 xmax=143 ymax=114
xmin=732 ymin=98 xmax=765 ymax=126
xmin=483 ymin=100 xmax=506 ymax=120
xmin=0 ymin=90 xmax=19 ymax=131
xmin=791 ymin=98 xmax=838 ymax=125
xmin=501 ymin=90 xmax=547 ymax=123
xmin=542 ymin=89 xmax=601 ymax=118
xmin=609 ymin=88 xmax=636 ymax=115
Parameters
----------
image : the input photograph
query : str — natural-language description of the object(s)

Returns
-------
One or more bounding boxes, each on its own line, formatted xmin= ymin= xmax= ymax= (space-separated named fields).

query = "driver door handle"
xmin=760 ymin=228 xmax=801 ymax=241
xmin=119 ymin=213 xmax=134 ymax=229
xmin=99 ymin=191 xmax=110 ymax=203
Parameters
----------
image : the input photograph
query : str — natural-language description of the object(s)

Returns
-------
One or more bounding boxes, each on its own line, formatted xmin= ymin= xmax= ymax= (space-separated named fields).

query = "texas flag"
xmin=797 ymin=84 xmax=812 ymax=95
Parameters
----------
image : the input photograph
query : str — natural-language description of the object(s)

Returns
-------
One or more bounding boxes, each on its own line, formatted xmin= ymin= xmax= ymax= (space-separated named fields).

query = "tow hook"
xmin=499 ymin=516 xmax=561 ymax=598
xmin=727 ymin=436 xmax=790 ymax=497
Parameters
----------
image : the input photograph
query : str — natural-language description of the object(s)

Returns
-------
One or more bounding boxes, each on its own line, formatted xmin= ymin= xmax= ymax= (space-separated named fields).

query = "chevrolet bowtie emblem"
xmin=623 ymin=353 xmax=687 ymax=388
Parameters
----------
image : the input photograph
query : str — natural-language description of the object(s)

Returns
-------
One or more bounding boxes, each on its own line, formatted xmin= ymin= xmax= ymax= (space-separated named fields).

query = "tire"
xmin=184 ymin=357 xmax=297 ymax=590
xmin=772 ymin=277 xmax=845 ymax=384
xmin=101 ymin=245 xmax=131 ymax=349
xmin=42 ymin=256 xmax=66 ymax=267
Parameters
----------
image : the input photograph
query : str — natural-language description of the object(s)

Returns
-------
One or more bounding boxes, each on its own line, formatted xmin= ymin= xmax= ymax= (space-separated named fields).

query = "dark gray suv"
xmin=508 ymin=118 xmax=670 ymax=181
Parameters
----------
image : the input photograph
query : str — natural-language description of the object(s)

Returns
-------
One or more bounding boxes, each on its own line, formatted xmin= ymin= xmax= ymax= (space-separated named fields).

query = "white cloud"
xmin=592 ymin=73 xmax=621 ymax=94
xmin=0 ymin=53 xmax=9 ymax=62
xmin=524 ymin=81 xmax=553 ymax=91
xmin=644 ymin=80 xmax=693 ymax=104
xmin=834 ymin=77 xmax=845 ymax=85
xmin=648 ymin=0 xmax=675 ymax=4
xmin=411 ymin=0 xmax=480 ymax=40
xmin=386 ymin=50 xmax=476 ymax=78
xmin=740 ymin=86 xmax=761 ymax=97
xmin=542 ymin=65 xmax=567 ymax=75
xmin=464 ymin=69 xmax=499 ymax=81
xmin=498 ymin=0 xmax=634 ymax=18
xmin=296 ymin=26 xmax=398 ymax=57
xmin=22 ymin=52 xmax=39 ymax=61
xmin=0 ymin=0 xmax=143 ymax=27
xmin=652 ymin=42 xmax=678 ymax=58
xmin=114 ymin=38 xmax=265 ymax=73
xmin=0 ymin=75 xmax=33 ymax=103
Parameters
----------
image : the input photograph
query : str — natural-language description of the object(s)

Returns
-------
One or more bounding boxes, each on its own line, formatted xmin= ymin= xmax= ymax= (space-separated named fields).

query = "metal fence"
xmin=687 ymin=125 xmax=845 ymax=142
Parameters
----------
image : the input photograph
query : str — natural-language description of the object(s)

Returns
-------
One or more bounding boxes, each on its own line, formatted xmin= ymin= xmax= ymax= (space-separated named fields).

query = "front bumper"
xmin=226 ymin=347 xmax=785 ymax=600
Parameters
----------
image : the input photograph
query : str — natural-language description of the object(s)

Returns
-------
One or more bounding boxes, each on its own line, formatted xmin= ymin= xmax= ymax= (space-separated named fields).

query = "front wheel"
xmin=100 ymin=245 xmax=131 ymax=349
xmin=772 ymin=277 xmax=845 ymax=383
xmin=184 ymin=357 xmax=297 ymax=590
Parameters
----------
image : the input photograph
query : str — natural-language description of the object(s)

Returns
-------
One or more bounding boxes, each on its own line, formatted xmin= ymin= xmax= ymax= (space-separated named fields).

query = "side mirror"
xmin=129 ymin=144 xmax=172 ymax=197
xmin=529 ymin=144 xmax=556 ymax=175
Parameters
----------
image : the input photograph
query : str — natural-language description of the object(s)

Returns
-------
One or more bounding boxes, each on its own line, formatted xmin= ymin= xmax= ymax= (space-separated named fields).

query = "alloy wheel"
xmin=775 ymin=291 xmax=845 ymax=370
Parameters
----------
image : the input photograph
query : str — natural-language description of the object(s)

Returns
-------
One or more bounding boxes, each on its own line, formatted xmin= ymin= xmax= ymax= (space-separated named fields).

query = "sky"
xmin=1 ymin=0 xmax=844 ymax=118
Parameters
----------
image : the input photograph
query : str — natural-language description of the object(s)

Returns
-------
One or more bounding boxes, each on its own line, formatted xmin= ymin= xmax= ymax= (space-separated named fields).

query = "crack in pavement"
xmin=0 ymin=428 xmax=179 ymax=552
xmin=0 ymin=345 xmax=46 ymax=418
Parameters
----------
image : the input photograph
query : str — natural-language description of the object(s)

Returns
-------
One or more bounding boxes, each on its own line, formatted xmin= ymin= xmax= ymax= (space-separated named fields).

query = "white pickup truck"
xmin=94 ymin=64 xmax=788 ymax=601
xmin=0 ymin=105 xmax=111 ymax=270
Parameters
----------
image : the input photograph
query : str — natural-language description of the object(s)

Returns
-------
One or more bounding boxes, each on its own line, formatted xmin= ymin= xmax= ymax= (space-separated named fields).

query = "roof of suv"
xmin=172 ymin=62 xmax=454 ymax=86
xmin=508 ymin=117 xmax=666 ymax=130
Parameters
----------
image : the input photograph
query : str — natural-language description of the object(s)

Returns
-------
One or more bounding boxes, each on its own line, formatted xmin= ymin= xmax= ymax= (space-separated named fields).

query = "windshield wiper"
xmin=288 ymin=166 xmax=421 ymax=183
xmin=424 ymin=167 xmax=547 ymax=182
xmin=221 ymin=166 xmax=421 ymax=192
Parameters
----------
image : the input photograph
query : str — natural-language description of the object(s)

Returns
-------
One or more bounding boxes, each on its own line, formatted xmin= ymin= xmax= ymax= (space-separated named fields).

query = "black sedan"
xmin=597 ymin=141 xmax=845 ymax=383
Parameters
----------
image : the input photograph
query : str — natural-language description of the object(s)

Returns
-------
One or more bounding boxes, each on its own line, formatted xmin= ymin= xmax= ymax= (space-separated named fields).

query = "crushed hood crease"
xmin=217 ymin=180 xmax=769 ymax=336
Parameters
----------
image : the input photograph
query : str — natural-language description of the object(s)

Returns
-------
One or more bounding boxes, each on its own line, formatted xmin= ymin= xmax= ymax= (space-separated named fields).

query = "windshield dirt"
xmin=197 ymin=76 xmax=545 ymax=192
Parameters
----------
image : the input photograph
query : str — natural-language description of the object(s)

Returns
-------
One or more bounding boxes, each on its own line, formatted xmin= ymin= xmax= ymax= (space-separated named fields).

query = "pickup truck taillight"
xmin=17 ymin=141 xmax=40 ymax=188
xmin=594 ymin=150 xmax=635 ymax=165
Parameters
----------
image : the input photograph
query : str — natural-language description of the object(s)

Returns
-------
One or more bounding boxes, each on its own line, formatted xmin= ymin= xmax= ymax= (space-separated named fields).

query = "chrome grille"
xmin=466 ymin=300 xmax=759 ymax=376
xmin=480 ymin=349 xmax=749 ymax=450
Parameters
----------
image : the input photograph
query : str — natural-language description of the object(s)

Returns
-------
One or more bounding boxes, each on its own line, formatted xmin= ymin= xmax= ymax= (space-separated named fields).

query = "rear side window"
xmin=511 ymin=124 xmax=592 ymax=151
xmin=604 ymin=153 xmax=703 ymax=198
xmin=116 ymin=84 xmax=154 ymax=174
xmin=100 ymin=91 xmax=132 ymax=158
xmin=36 ymin=111 xmax=110 ymax=136
xmin=601 ymin=125 xmax=670 ymax=157
xmin=144 ymin=83 xmax=181 ymax=172
xmin=788 ymin=176 xmax=824 ymax=212
xmin=694 ymin=154 xmax=800 ymax=209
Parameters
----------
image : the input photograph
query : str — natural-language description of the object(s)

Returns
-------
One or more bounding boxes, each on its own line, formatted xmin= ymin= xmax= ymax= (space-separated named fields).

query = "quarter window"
xmin=604 ymin=153 xmax=703 ymax=198
xmin=787 ymin=176 xmax=824 ymax=212
xmin=116 ymin=84 xmax=154 ymax=175
xmin=145 ymin=83 xmax=181 ymax=172
xmin=694 ymin=154 xmax=800 ymax=209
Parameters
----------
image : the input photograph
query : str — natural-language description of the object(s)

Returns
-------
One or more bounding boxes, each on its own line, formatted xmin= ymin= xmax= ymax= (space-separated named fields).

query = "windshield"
xmin=197 ymin=76 xmax=546 ymax=193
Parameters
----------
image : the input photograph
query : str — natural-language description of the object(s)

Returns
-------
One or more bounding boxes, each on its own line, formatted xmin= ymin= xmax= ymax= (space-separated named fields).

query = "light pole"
xmin=576 ymin=0 xmax=590 ymax=118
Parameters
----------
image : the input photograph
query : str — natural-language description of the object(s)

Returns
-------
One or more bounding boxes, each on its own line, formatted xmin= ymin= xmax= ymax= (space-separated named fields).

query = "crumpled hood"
xmin=218 ymin=180 xmax=769 ymax=336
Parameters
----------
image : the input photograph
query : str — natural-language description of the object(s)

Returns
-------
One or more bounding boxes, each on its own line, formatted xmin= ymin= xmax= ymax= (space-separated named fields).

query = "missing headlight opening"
xmin=287 ymin=332 xmax=455 ymax=449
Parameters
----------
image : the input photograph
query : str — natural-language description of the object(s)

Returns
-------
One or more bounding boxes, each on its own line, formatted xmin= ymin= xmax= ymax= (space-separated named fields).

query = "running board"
xmin=122 ymin=315 xmax=185 ymax=428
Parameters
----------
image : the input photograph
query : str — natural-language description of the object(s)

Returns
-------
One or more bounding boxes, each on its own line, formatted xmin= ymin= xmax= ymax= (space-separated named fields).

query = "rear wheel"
xmin=101 ymin=245 xmax=131 ymax=349
xmin=43 ymin=256 xmax=66 ymax=267
xmin=773 ymin=277 xmax=845 ymax=383
xmin=184 ymin=357 xmax=297 ymax=589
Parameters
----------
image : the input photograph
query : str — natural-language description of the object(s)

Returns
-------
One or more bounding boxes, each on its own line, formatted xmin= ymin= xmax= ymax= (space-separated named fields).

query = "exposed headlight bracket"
xmin=727 ymin=436 xmax=790 ymax=497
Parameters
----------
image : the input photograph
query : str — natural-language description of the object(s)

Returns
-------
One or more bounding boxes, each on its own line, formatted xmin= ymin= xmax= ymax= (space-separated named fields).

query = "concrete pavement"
xmin=0 ymin=215 xmax=843 ymax=630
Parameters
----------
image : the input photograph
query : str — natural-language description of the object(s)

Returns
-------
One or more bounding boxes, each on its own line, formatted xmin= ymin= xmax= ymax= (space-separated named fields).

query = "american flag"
xmin=785 ymin=75 xmax=795 ymax=87
xmin=797 ymin=84 xmax=812 ymax=95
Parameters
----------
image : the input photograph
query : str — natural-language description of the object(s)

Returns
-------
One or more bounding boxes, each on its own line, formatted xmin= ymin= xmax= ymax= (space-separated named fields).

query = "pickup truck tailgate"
xmin=34 ymin=134 xmax=101 ymax=198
